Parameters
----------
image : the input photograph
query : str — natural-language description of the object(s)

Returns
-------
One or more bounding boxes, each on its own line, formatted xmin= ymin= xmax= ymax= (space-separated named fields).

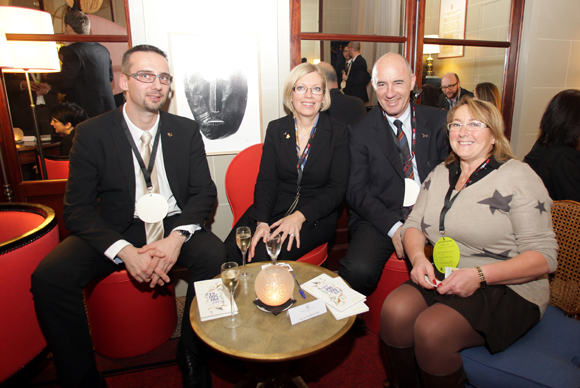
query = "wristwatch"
xmin=177 ymin=230 xmax=191 ymax=239
xmin=475 ymin=266 xmax=487 ymax=288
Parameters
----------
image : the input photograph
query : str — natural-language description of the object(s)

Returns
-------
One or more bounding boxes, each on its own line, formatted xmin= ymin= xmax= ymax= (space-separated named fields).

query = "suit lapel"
xmin=413 ymin=104 xmax=431 ymax=181
xmin=281 ymin=114 xmax=298 ymax=167
xmin=159 ymin=112 xmax=180 ymax=200
xmin=372 ymin=108 xmax=404 ymax=179
xmin=110 ymin=108 xmax=136 ymax=199
xmin=303 ymin=114 xmax=330 ymax=173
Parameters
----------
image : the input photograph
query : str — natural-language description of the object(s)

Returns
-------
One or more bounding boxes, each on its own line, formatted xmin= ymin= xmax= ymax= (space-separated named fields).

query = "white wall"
xmin=127 ymin=0 xmax=291 ymax=242
xmin=511 ymin=0 xmax=580 ymax=159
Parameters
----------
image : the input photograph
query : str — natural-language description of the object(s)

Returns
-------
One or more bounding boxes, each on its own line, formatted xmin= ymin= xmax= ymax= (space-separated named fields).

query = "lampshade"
xmin=0 ymin=6 xmax=60 ymax=73
xmin=423 ymin=35 xmax=440 ymax=55
xmin=0 ymin=18 xmax=12 ymax=68
xmin=254 ymin=265 xmax=295 ymax=307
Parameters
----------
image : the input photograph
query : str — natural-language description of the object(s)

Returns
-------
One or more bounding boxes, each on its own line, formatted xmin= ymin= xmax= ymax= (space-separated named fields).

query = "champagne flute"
xmin=266 ymin=233 xmax=282 ymax=265
xmin=221 ymin=262 xmax=242 ymax=328
xmin=236 ymin=226 xmax=252 ymax=280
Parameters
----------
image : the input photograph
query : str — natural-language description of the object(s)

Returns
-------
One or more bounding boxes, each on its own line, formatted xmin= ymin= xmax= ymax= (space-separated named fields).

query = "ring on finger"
xmin=290 ymin=234 xmax=295 ymax=237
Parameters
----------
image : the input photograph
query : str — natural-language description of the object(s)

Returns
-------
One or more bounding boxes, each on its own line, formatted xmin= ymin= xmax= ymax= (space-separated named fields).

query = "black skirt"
xmin=405 ymin=280 xmax=541 ymax=353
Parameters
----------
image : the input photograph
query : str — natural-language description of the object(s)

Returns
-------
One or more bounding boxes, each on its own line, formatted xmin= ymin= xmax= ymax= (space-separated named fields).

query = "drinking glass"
xmin=266 ymin=233 xmax=282 ymax=265
xmin=221 ymin=262 xmax=242 ymax=328
xmin=236 ymin=226 xmax=252 ymax=280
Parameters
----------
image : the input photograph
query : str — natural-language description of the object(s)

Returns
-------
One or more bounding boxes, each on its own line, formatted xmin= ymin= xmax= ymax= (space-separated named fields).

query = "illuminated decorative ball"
xmin=254 ymin=265 xmax=295 ymax=306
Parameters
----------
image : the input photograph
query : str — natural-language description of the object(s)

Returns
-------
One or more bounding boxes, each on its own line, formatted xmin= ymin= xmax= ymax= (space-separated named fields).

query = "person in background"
xmin=342 ymin=42 xmax=371 ymax=103
xmin=524 ymin=89 xmax=580 ymax=202
xmin=381 ymin=97 xmax=557 ymax=388
xmin=420 ymin=84 xmax=441 ymax=108
xmin=225 ymin=63 xmax=350 ymax=264
xmin=474 ymin=82 xmax=501 ymax=110
xmin=340 ymin=53 xmax=448 ymax=297
xmin=50 ymin=102 xmax=88 ymax=156
xmin=439 ymin=73 xmax=474 ymax=110
xmin=47 ymin=10 xmax=116 ymax=118
xmin=318 ymin=61 xmax=367 ymax=126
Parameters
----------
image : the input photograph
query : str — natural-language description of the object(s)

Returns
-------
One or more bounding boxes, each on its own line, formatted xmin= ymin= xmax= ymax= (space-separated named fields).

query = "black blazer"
xmin=63 ymin=107 xmax=217 ymax=254
xmin=47 ymin=42 xmax=116 ymax=118
xmin=249 ymin=113 xmax=350 ymax=227
xmin=344 ymin=55 xmax=371 ymax=103
xmin=347 ymin=103 xmax=448 ymax=235
xmin=325 ymin=88 xmax=367 ymax=126
xmin=439 ymin=87 xmax=474 ymax=110
xmin=524 ymin=142 xmax=580 ymax=202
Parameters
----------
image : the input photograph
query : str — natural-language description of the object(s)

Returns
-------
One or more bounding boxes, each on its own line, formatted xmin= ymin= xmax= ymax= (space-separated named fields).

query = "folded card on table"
xmin=194 ymin=278 xmax=238 ymax=322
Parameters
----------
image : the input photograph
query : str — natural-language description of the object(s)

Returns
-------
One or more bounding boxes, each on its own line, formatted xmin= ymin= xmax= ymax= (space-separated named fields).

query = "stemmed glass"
xmin=236 ymin=226 xmax=252 ymax=280
xmin=221 ymin=262 xmax=242 ymax=328
xmin=266 ymin=233 xmax=282 ymax=265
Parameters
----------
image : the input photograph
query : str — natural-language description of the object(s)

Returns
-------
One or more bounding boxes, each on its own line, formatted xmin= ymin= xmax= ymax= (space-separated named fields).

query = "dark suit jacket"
xmin=325 ymin=88 xmax=367 ymax=126
xmin=524 ymin=142 xmax=580 ymax=202
xmin=439 ymin=87 xmax=474 ymax=110
xmin=249 ymin=113 xmax=350 ymax=227
xmin=344 ymin=55 xmax=371 ymax=103
xmin=347 ymin=103 xmax=448 ymax=235
xmin=47 ymin=42 xmax=116 ymax=118
xmin=63 ymin=107 xmax=217 ymax=255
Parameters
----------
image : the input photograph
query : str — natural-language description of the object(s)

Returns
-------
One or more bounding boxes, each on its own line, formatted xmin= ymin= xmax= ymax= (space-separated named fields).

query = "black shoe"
xmin=177 ymin=341 xmax=213 ymax=388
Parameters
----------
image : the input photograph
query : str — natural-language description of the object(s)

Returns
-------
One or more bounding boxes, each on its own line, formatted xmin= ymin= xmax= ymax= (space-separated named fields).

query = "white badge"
xmin=403 ymin=178 xmax=421 ymax=207
xmin=136 ymin=193 xmax=169 ymax=223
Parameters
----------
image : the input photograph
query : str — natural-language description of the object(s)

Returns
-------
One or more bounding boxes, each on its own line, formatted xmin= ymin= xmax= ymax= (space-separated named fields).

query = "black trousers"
xmin=224 ymin=208 xmax=337 ymax=264
xmin=31 ymin=217 xmax=226 ymax=388
xmin=338 ymin=220 xmax=397 ymax=296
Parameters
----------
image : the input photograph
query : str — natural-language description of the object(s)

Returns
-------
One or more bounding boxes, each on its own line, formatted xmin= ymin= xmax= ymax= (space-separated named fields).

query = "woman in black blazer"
xmin=225 ymin=63 xmax=350 ymax=263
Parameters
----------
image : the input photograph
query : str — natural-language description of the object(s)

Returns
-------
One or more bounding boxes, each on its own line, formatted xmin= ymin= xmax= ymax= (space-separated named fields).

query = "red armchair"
xmin=0 ymin=203 xmax=59 ymax=382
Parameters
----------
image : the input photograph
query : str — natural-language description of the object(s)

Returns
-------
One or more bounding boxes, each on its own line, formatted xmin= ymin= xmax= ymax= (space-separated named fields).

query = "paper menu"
xmin=194 ymin=278 xmax=238 ymax=322
xmin=301 ymin=274 xmax=366 ymax=312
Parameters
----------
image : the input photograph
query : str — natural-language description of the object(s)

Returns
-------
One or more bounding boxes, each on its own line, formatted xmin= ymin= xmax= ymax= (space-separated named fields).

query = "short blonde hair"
xmin=283 ymin=63 xmax=331 ymax=113
xmin=445 ymin=97 xmax=514 ymax=165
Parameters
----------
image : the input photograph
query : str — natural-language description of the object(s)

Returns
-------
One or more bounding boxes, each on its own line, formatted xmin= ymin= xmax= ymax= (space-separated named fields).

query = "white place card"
xmin=287 ymin=299 xmax=327 ymax=325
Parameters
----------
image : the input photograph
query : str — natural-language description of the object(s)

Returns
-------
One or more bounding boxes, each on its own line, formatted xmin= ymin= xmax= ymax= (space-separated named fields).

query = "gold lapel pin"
xmin=422 ymin=134 xmax=428 ymax=138
xmin=286 ymin=134 xmax=290 ymax=139
xmin=168 ymin=133 xmax=173 ymax=137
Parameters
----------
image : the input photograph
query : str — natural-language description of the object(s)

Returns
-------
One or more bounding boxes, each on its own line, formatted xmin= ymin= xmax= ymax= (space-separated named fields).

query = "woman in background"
xmin=50 ymin=102 xmax=88 ymax=156
xmin=474 ymin=82 xmax=501 ymax=110
xmin=524 ymin=89 xmax=580 ymax=201
xmin=225 ymin=63 xmax=350 ymax=263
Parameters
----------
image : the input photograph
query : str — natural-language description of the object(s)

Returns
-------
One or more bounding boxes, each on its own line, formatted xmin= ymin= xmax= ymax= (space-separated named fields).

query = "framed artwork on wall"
xmin=438 ymin=0 xmax=467 ymax=59
xmin=169 ymin=33 xmax=263 ymax=155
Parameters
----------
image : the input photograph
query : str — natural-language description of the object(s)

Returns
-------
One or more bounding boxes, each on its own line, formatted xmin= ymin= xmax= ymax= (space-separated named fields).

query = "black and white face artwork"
xmin=183 ymin=69 xmax=248 ymax=140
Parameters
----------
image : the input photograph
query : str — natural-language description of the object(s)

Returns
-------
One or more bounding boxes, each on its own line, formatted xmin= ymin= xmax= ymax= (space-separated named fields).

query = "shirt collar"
xmin=122 ymin=104 xmax=161 ymax=145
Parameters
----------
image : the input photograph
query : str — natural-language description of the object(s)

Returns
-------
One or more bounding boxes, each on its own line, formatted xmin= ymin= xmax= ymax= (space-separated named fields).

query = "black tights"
xmin=380 ymin=284 xmax=485 ymax=375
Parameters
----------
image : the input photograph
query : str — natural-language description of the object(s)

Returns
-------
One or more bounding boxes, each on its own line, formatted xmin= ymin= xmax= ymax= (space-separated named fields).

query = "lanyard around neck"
xmin=294 ymin=114 xmax=319 ymax=192
xmin=439 ymin=158 xmax=493 ymax=235
xmin=121 ymin=119 xmax=162 ymax=190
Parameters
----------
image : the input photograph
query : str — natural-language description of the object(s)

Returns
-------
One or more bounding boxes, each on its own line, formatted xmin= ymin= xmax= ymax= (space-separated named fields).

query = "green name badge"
xmin=433 ymin=237 xmax=460 ymax=274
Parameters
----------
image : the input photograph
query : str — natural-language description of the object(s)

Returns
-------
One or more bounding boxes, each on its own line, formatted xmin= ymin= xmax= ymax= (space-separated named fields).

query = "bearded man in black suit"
xmin=47 ymin=10 xmax=116 ymax=118
xmin=32 ymin=45 xmax=225 ymax=388
xmin=339 ymin=53 xmax=448 ymax=296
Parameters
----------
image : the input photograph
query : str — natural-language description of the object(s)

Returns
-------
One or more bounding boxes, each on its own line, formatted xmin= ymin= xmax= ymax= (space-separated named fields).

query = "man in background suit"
xmin=439 ymin=72 xmax=474 ymax=110
xmin=339 ymin=53 xmax=448 ymax=296
xmin=32 ymin=45 xmax=225 ymax=388
xmin=318 ymin=61 xmax=367 ymax=126
xmin=47 ymin=10 xmax=116 ymax=118
xmin=342 ymin=42 xmax=371 ymax=103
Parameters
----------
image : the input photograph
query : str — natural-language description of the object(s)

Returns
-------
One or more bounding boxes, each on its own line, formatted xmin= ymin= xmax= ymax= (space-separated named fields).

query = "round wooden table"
xmin=190 ymin=261 xmax=356 ymax=387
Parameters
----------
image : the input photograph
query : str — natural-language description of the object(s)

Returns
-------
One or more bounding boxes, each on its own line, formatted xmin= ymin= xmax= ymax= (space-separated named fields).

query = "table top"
xmin=189 ymin=261 xmax=356 ymax=362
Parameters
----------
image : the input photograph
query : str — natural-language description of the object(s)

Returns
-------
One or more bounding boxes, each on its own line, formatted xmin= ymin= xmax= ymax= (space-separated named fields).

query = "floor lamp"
xmin=0 ymin=6 xmax=61 ymax=181
xmin=0 ymin=17 xmax=13 ymax=200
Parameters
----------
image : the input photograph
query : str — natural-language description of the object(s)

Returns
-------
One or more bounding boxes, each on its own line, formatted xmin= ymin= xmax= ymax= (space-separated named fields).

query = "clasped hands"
xmin=118 ymin=231 xmax=186 ymax=288
xmin=247 ymin=211 xmax=306 ymax=261
xmin=410 ymin=254 xmax=481 ymax=297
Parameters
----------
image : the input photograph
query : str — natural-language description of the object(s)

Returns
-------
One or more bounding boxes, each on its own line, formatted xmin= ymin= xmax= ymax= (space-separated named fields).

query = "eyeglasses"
xmin=447 ymin=121 xmax=488 ymax=132
xmin=292 ymin=85 xmax=325 ymax=95
xmin=124 ymin=72 xmax=173 ymax=85
xmin=441 ymin=82 xmax=458 ymax=90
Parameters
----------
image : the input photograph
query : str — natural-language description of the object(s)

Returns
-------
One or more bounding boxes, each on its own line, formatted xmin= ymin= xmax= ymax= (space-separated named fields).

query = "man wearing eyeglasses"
xmin=32 ymin=45 xmax=225 ymax=388
xmin=439 ymin=72 xmax=474 ymax=110
xmin=46 ymin=10 xmax=116 ymax=118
